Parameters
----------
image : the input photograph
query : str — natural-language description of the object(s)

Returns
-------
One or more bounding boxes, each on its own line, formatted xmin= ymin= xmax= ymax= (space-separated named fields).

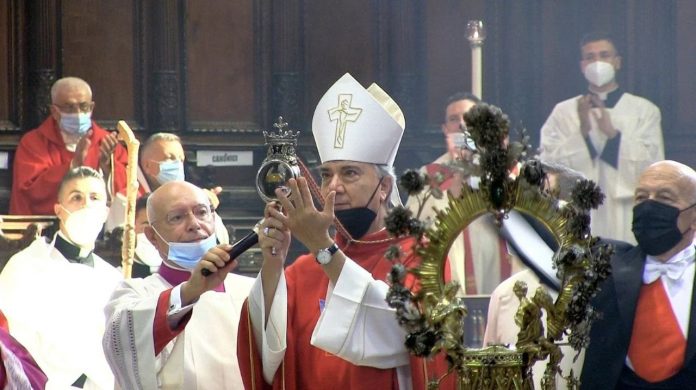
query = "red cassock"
xmin=237 ymin=230 xmax=457 ymax=390
xmin=10 ymin=117 xmax=134 ymax=215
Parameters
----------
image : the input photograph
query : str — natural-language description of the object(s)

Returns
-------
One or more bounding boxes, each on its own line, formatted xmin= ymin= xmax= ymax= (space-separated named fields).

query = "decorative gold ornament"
xmin=387 ymin=103 xmax=611 ymax=390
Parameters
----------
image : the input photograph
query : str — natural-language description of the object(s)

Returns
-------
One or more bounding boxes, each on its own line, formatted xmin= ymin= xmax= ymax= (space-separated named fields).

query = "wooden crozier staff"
xmin=116 ymin=120 xmax=140 ymax=279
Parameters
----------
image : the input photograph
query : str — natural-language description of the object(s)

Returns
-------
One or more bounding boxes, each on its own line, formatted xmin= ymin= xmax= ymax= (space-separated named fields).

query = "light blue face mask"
xmin=157 ymin=160 xmax=185 ymax=184
xmin=60 ymin=112 xmax=92 ymax=135
xmin=152 ymin=227 xmax=217 ymax=270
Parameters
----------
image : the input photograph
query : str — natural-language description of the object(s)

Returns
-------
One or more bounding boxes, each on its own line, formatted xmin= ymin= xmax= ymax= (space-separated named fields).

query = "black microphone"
xmin=201 ymin=230 xmax=259 ymax=276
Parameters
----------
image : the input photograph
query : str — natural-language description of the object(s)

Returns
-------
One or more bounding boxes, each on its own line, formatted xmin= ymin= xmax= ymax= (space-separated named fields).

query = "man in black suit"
xmin=581 ymin=160 xmax=696 ymax=389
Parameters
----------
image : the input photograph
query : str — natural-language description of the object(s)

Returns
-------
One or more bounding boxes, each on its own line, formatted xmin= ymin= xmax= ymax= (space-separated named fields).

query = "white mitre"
xmin=311 ymin=73 xmax=405 ymax=167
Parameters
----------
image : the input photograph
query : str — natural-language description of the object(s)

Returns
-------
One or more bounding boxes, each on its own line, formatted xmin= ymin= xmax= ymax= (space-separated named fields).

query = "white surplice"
xmin=0 ymin=237 xmax=122 ymax=390
xmin=103 ymin=273 xmax=253 ymax=390
xmin=484 ymin=269 xmax=584 ymax=389
xmin=540 ymin=92 xmax=664 ymax=243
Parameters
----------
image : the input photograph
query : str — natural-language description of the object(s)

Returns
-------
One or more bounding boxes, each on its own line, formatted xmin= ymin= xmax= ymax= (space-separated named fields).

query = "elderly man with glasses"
xmin=103 ymin=180 xmax=253 ymax=389
xmin=11 ymin=76 xmax=130 ymax=215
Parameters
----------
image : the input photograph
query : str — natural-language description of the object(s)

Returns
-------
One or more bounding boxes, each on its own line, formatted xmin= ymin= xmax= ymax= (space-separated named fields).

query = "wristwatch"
xmin=316 ymin=242 xmax=339 ymax=265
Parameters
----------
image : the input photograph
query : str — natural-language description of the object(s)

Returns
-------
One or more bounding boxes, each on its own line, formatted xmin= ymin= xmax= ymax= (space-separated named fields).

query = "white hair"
xmin=375 ymin=164 xmax=402 ymax=207
xmin=50 ymin=77 xmax=92 ymax=103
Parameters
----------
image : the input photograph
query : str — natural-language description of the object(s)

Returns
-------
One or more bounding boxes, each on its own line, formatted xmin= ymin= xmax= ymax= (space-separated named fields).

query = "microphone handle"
xmin=201 ymin=231 xmax=259 ymax=276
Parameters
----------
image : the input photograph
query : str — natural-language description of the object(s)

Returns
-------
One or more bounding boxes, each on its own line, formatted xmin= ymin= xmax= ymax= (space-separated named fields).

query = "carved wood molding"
xmin=150 ymin=0 xmax=183 ymax=131
xmin=26 ymin=0 xmax=59 ymax=129
xmin=2 ymin=0 xmax=26 ymax=132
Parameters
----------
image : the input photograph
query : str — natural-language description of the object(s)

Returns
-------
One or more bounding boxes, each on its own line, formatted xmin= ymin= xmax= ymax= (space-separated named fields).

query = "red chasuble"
xmin=10 ymin=117 xmax=135 ymax=215
xmin=238 ymin=229 xmax=456 ymax=390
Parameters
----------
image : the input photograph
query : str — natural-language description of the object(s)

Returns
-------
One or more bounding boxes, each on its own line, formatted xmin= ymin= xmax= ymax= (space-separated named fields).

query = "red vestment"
xmin=238 ymin=229 xmax=456 ymax=390
xmin=10 ymin=117 xmax=132 ymax=215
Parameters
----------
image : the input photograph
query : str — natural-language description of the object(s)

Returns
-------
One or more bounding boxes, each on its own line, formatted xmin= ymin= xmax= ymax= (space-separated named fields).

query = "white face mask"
xmin=61 ymin=205 xmax=109 ymax=248
xmin=151 ymin=226 xmax=217 ymax=270
xmin=583 ymin=61 xmax=615 ymax=87
xmin=135 ymin=232 xmax=164 ymax=267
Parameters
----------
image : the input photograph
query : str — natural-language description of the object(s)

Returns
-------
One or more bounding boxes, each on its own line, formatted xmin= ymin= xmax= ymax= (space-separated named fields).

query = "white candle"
xmin=472 ymin=45 xmax=482 ymax=100
xmin=466 ymin=20 xmax=486 ymax=100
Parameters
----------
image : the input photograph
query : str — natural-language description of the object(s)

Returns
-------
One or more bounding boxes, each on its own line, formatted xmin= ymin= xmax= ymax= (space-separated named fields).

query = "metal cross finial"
xmin=273 ymin=116 xmax=288 ymax=132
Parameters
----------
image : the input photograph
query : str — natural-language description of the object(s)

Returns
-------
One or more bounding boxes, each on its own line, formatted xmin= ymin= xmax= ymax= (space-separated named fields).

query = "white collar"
xmin=646 ymin=243 xmax=696 ymax=266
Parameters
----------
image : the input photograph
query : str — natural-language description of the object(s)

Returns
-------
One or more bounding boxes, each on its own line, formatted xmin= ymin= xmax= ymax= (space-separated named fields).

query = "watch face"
xmin=317 ymin=250 xmax=331 ymax=265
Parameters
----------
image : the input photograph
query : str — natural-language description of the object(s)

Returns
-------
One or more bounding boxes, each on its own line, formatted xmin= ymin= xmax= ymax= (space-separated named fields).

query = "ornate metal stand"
xmin=386 ymin=104 xmax=612 ymax=389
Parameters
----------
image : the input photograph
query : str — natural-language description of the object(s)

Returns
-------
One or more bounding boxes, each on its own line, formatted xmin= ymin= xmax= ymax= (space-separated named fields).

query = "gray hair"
xmin=51 ymin=77 xmax=92 ymax=103
xmin=375 ymin=164 xmax=402 ymax=207
xmin=141 ymin=132 xmax=182 ymax=158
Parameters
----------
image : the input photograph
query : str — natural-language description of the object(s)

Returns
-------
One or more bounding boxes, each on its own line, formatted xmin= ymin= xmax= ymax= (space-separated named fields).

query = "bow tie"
xmin=643 ymin=259 xmax=693 ymax=284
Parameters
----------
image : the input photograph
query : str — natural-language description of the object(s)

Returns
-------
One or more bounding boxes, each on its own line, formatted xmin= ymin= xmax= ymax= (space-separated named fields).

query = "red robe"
xmin=237 ymin=229 xmax=456 ymax=390
xmin=10 ymin=117 xmax=131 ymax=215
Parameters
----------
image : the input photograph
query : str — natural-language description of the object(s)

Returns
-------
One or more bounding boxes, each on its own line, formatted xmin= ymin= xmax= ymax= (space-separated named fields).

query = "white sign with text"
xmin=196 ymin=150 xmax=253 ymax=167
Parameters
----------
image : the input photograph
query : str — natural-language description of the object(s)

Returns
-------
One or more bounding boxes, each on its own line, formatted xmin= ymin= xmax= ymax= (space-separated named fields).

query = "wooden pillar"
xmin=149 ymin=0 xmax=184 ymax=132
xmin=26 ymin=0 xmax=59 ymax=129
xmin=270 ymin=0 xmax=304 ymax=130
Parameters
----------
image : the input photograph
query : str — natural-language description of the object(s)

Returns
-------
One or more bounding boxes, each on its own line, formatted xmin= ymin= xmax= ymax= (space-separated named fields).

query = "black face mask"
xmin=632 ymin=199 xmax=696 ymax=256
xmin=335 ymin=177 xmax=383 ymax=240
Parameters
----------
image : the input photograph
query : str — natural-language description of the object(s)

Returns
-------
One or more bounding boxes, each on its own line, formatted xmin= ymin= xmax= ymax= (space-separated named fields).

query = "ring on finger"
xmin=263 ymin=226 xmax=270 ymax=236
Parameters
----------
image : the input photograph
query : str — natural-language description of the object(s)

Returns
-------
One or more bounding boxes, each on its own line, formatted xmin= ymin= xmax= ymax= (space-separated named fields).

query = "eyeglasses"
xmin=53 ymin=102 xmax=94 ymax=114
xmin=159 ymin=204 xmax=213 ymax=226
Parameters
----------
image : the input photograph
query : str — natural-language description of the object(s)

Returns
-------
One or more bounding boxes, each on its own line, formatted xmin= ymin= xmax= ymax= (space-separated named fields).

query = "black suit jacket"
xmin=580 ymin=243 xmax=696 ymax=389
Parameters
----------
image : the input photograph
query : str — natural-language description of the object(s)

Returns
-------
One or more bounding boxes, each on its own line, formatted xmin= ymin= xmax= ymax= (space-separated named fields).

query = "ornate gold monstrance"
xmin=386 ymin=104 xmax=612 ymax=389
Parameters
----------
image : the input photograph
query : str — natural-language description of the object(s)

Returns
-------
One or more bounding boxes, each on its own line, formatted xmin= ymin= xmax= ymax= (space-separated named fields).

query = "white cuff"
xmin=249 ymin=271 xmax=287 ymax=383
xmin=167 ymin=284 xmax=195 ymax=328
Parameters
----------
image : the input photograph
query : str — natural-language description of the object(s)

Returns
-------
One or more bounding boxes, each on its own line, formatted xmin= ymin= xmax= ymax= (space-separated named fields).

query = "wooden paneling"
xmin=185 ymin=1 xmax=256 ymax=128
xmin=0 ymin=1 xmax=23 ymax=131
xmin=304 ymin=1 xmax=378 ymax=123
xmin=61 ymin=0 xmax=143 ymax=128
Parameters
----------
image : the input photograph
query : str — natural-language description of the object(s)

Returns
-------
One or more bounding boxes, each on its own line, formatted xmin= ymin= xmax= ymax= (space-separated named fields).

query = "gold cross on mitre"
xmin=327 ymin=94 xmax=362 ymax=149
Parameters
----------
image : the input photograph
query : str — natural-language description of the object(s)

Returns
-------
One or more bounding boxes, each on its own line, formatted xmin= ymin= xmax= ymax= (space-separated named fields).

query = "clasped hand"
xmin=577 ymin=94 xmax=618 ymax=139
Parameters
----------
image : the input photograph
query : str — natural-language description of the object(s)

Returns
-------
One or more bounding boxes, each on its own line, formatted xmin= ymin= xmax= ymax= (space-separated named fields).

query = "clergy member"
xmin=0 ymin=166 xmax=122 ymax=389
xmin=103 ymin=181 xmax=254 ymax=389
xmin=138 ymin=132 xmax=186 ymax=194
xmin=539 ymin=32 xmax=664 ymax=244
xmin=238 ymin=73 xmax=453 ymax=389
xmin=581 ymin=160 xmax=696 ymax=388
xmin=10 ymin=77 xmax=131 ymax=215
xmin=405 ymin=92 xmax=519 ymax=295
xmin=108 ymin=132 xmax=230 ymax=242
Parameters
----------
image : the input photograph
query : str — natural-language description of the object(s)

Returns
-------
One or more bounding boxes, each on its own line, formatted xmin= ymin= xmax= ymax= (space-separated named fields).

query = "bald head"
xmin=144 ymin=181 xmax=215 ymax=260
xmin=636 ymin=160 xmax=696 ymax=206
xmin=147 ymin=181 xmax=209 ymax=224
xmin=633 ymin=160 xmax=696 ymax=259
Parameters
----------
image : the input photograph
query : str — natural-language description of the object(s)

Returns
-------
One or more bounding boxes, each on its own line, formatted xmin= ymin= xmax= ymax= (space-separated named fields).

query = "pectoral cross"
xmin=328 ymin=94 xmax=362 ymax=148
